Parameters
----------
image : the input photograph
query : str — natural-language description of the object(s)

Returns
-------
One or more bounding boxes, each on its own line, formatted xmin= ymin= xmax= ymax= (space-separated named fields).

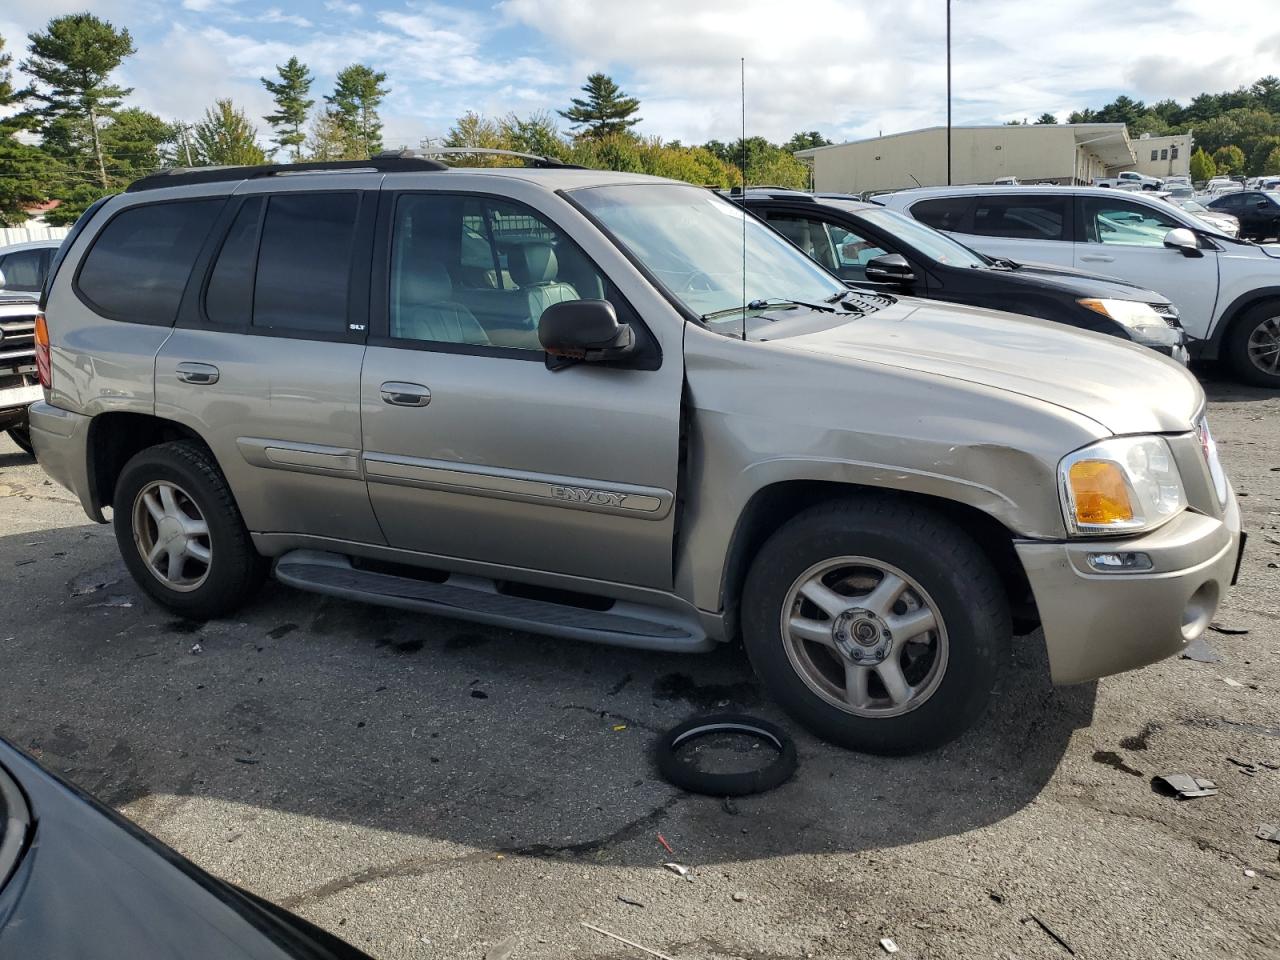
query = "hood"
xmin=992 ymin=260 xmax=1170 ymax=304
xmin=770 ymin=298 xmax=1202 ymax=435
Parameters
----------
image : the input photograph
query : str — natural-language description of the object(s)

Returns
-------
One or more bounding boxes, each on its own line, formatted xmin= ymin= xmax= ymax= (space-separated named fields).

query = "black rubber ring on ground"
xmin=656 ymin=713 xmax=798 ymax=797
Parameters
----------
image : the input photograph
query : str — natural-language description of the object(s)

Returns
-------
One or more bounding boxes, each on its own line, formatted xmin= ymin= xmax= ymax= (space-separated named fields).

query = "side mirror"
xmin=538 ymin=299 xmax=635 ymax=363
xmin=1163 ymin=228 xmax=1201 ymax=257
xmin=863 ymin=253 xmax=916 ymax=285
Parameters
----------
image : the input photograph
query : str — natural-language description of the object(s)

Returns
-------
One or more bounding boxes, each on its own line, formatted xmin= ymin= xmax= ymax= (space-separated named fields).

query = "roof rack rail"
xmin=125 ymin=154 xmax=450 ymax=193
xmin=405 ymin=147 xmax=586 ymax=170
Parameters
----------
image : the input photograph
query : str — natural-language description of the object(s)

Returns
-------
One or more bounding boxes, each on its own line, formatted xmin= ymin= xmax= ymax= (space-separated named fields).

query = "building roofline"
xmin=794 ymin=122 xmax=1130 ymax=156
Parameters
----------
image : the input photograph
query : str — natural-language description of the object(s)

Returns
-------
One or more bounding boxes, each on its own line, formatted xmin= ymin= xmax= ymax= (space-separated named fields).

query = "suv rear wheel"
xmin=113 ymin=440 xmax=267 ymax=619
xmin=1226 ymin=302 xmax=1280 ymax=388
xmin=741 ymin=497 xmax=1009 ymax=754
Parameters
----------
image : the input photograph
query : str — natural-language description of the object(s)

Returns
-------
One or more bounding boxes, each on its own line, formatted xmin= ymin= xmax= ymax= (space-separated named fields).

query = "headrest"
xmin=509 ymin=242 xmax=558 ymax=286
xmin=401 ymin=260 xmax=453 ymax=302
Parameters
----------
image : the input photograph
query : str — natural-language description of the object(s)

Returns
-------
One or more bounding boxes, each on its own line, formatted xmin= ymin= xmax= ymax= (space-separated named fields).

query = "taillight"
xmin=34 ymin=312 xmax=51 ymax=389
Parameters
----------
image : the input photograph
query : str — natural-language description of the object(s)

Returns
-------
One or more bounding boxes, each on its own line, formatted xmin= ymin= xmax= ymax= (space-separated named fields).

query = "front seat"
xmin=392 ymin=262 xmax=489 ymax=345
xmin=509 ymin=242 xmax=580 ymax=326
xmin=772 ymin=218 xmax=816 ymax=258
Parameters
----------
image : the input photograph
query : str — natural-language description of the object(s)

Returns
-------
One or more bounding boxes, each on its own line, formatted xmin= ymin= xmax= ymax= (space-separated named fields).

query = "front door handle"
xmin=380 ymin=381 xmax=432 ymax=407
xmin=176 ymin=362 xmax=220 ymax=385
xmin=1079 ymin=254 xmax=1115 ymax=263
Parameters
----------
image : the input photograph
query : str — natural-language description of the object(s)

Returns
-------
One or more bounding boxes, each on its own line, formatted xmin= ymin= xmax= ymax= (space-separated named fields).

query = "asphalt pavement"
xmin=1 ymin=371 xmax=1277 ymax=959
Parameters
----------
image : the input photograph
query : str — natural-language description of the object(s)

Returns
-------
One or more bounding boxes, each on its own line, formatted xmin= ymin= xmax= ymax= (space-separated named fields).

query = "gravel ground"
xmin=1 ymin=369 xmax=1278 ymax=960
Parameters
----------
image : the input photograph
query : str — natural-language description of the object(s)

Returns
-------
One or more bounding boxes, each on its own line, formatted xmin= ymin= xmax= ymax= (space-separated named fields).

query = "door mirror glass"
xmin=538 ymin=299 xmax=635 ymax=362
xmin=1162 ymin=227 xmax=1199 ymax=254
xmin=863 ymin=253 xmax=916 ymax=285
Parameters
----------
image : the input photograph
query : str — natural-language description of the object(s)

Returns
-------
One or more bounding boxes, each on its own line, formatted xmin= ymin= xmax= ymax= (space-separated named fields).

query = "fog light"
xmin=1087 ymin=551 xmax=1153 ymax=572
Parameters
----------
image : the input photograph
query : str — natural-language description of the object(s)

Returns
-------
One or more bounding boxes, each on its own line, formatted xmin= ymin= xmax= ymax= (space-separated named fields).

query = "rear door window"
xmin=76 ymin=200 xmax=222 ymax=324
xmin=910 ymin=196 xmax=973 ymax=232
xmin=970 ymin=195 xmax=1070 ymax=241
xmin=252 ymin=193 xmax=358 ymax=332
xmin=204 ymin=197 xmax=263 ymax=326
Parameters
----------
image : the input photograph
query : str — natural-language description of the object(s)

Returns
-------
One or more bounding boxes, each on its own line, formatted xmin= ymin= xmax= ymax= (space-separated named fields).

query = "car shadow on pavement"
xmin=0 ymin=522 xmax=1095 ymax=872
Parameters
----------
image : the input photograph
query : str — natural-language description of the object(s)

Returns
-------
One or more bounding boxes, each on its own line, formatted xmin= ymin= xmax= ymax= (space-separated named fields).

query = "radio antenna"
xmin=740 ymin=56 xmax=747 ymax=342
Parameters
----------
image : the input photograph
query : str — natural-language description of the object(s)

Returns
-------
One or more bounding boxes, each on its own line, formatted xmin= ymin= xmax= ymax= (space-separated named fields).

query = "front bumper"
xmin=27 ymin=401 xmax=101 ymax=521
xmin=0 ymin=378 xmax=41 ymax=428
xmin=1016 ymin=492 xmax=1242 ymax=684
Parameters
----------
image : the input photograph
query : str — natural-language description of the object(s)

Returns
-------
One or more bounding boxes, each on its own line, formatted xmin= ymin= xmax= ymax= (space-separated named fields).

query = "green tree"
xmin=499 ymin=112 xmax=567 ymax=160
xmin=1212 ymin=144 xmax=1245 ymax=174
xmin=0 ymin=32 xmax=51 ymax=226
xmin=325 ymin=64 xmax=388 ymax=158
xmin=1034 ymin=113 xmax=1058 ymax=124
xmin=1264 ymin=145 xmax=1280 ymax=176
xmin=558 ymin=73 xmax=641 ymax=138
xmin=305 ymin=108 xmax=348 ymax=161
xmin=262 ymin=56 xmax=313 ymax=161
xmin=1095 ymin=95 xmax=1147 ymax=126
xmin=101 ymin=107 xmax=174 ymax=182
xmin=1248 ymin=135 xmax=1280 ymax=175
xmin=22 ymin=13 xmax=135 ymax=191
xmin=1067 ymin=108 xmax=1097 ymax=123
xmin=783 ymin=130 xmax=833 ymax=151
xmin=1189 ymin=146 xmax=1216 ymax=183
xmin=193 ymin=99 xmax=266 ymax=166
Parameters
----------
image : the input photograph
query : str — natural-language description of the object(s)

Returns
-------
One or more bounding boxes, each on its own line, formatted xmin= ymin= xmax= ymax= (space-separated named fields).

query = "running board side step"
xmin=274 ymin=550 xmax=715 ymax=653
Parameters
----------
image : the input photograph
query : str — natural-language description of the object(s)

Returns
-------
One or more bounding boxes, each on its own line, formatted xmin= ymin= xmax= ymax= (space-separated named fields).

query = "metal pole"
xmin=946 ymin=0 xmax=952 ymax=185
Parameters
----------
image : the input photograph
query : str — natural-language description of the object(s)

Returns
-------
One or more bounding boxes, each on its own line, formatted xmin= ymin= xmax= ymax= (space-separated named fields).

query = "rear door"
xmin=359 ymin=180 xmax=683 ymax=590
xmin=1073 ymin=193 xmax=1220 ymax=340
xmin=156 ymin=176 xmax=384 ymax=544
xmin=955 ymin=193 xmax=1075 ymax=266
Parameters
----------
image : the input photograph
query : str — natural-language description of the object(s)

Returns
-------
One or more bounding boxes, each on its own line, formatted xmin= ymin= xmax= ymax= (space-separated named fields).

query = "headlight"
xmin=1077 ymin=298 xmax=1176 ymax=344
xmin=1196 ymin=417 xmax=1229 ymax=505
xmin=1059 ymin=436 xmax=1187 ymax=536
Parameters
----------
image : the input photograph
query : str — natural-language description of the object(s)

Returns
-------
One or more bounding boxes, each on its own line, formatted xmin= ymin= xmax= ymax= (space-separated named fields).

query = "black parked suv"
xmin=1206 ymin=190 xmax=1280 ymax=241
xmin=735 ymin=189 xmax=1188 ymax=361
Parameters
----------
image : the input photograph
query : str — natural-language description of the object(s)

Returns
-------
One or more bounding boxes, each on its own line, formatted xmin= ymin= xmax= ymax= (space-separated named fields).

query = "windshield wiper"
xmin=701 ymin=298 xmax=836 ymax=322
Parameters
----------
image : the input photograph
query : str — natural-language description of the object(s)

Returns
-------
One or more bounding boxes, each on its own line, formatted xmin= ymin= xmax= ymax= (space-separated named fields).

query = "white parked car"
xmin=879 ymin=185 xmax=1280 ymax=386
xmin=1093 ymin=171 xmax=1163 ymax=190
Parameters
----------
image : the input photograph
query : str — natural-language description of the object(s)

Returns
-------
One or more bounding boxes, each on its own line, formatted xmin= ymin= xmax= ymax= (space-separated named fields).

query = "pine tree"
xmin=262 ymin=56 xmax=314 ymax=161
xmin=558 ymin=73 xmax=641 ymax=138
xmin=0 ymin=33 xmax=51 ymax=226
xmin=193 ymin=99 xmax=266 ymax=166
xmin=22 ymin=13 xmax=135 ymax=191
xmin=325 ymin=64 xmax=388 ymax=159
xmin=1035 ymin=113 xmax=1058 ymax=124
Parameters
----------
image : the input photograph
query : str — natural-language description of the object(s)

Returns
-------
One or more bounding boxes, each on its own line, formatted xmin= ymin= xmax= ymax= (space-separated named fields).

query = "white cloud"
xmin=324 ymin=0 xmax=363 ymax=14
xmin=257 ymin=8 xmax=313 ymax=28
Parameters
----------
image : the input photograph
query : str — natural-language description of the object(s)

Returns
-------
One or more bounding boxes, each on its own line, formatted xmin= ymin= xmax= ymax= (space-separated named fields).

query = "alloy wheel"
xmin=1247 ymin=315 xmax=1280 ymax=375
xmin=780 ymin=556 xmax=949 ymax=718
xmin=132 ymin=480 xmax=212 ymax=592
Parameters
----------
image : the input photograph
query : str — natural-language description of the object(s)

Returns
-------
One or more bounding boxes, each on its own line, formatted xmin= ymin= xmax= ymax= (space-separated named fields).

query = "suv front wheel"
xmin=113 ymin=440 xmax=268 ymax=619
xmin=742 ymin=497 xmax=1010 ymax=754
xmin=1226 ymin=301 xmax=1280 ymax=388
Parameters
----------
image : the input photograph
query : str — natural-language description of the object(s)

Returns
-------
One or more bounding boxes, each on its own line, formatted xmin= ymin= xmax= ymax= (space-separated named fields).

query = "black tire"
xmin=6 ymin=426 xmax=34 ymax=457
xmin=112 ymin=440 xmax=267 ymax=619
xmin=1225 ymin=301 xmax=1280 ymax=388
xmin=741 ymin=496 xmax=1010 ymax=755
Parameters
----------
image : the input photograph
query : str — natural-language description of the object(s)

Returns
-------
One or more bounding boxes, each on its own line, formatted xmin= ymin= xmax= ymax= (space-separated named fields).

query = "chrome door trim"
xmin=237 ymin=437 xmax=362 ymax=479
xmin=362 ymin=453 xmax=673 ymax=519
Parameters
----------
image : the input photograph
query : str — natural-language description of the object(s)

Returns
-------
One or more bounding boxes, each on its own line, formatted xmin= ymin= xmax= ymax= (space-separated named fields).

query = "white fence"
xmin=1 ymin=226 xmax=70 ymax=247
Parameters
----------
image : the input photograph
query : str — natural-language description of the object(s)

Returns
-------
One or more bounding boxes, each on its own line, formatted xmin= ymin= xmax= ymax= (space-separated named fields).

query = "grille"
xmin=0 ymin=316 xmax=36 ymax=367
xmin=1148 ymin=302 xmax=1182 ymax=328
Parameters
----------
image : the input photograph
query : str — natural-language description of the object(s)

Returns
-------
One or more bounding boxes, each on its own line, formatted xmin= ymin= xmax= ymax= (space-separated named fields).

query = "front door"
xmin=1073 ymin=194 xmax=1221 ymax=341
xmin=359 ymin=187 xmax=683 ymax=590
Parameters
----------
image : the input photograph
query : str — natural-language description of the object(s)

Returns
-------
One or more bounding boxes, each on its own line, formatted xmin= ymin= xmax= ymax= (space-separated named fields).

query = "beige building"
xmin=796 ymin=124 xmax=1192 ymax=194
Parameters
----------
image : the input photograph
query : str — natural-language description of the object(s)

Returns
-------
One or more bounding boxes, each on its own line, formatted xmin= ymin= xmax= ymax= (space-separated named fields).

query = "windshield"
xmin=856 ymin=207 xmax=986 ymax=268
xmin=1180 ymin=199 xmax=1209 ymax=213
xmin=571 ymin=183 xmax=846 ymax=323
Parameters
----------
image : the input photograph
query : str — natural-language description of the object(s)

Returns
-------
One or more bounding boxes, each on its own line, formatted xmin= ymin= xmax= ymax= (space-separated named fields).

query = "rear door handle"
xmin=175 ymin=362 xmax=220 ymax=385
xmin=380 ymin=381 xmax=431 ymax=407
xmin=1079 ymin=255 xmax=1115 ymax=263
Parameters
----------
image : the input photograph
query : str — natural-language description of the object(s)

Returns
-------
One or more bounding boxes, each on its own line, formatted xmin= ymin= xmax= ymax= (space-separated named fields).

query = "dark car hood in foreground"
xmin=770 ymin=297 xmax=1202 ymax=435
xmin=993 ymin=260 xmax=1171 ymax=305
xmin=0 ymin=739 xmax=373 ymax=960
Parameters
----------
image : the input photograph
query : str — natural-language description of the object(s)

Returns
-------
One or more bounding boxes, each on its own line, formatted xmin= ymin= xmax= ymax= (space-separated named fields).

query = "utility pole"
xmin=946 ymin=0 xmax=952 ymax=185
xmin=180 ymin=124 xmax=194 ymax=166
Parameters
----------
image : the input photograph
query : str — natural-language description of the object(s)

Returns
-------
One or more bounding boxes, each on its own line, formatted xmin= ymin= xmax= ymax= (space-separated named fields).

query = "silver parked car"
xmin=28 ymin=156 xmax=1243 ymax=753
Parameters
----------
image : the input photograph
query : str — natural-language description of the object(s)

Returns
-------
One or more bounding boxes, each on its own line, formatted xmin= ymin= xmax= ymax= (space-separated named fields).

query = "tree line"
xmin=1018 ymin=78 xmax=1280 ymax=179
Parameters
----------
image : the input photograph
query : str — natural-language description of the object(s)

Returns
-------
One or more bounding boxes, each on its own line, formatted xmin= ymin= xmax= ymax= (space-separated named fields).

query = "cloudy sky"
xmin=2 ymin=0 xmax=1279 ymax=154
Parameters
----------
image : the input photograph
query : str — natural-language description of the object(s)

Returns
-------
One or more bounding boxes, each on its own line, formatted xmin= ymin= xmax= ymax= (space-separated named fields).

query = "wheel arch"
xmin=1202 ymin=286 xmax=1280 ymax=360
xmin=716 ymin=479 xmax=1034 ymax=643
xmin=86 ymin=412 xmax=212 ymax=519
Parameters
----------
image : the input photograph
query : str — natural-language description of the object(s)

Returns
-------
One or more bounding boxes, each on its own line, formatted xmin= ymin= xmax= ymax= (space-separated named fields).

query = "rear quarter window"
xmin=910 ymin=196 xmax=973 ymax=232
xmin=76 ymin=199 xmax=222 ymax=325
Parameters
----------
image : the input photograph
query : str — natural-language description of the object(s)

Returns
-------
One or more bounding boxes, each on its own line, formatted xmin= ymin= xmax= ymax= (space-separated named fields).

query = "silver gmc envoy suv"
xmin=29 ymin=155 xmax=1244 ymax=753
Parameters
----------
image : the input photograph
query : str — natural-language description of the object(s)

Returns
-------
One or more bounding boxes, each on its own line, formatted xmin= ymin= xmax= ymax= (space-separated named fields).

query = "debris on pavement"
xmin=1022 ymin=913 xmax=1075 ymax=956
xmin=89 ymin=595 xmax=134 ymax=609
xmin=721 ymin=796 xmax=739 ymax=815
xmin=189 ymin=643 xmax=203 ymax=655
xmin=663 ymin=862 xmax=690 ymax=879
xmin=1153 ymin=774 xmax=1219 ymax=799
xmin=657 ymin=833 xmax=675 ymax=854
xmin=1257 ymin=824 xmax=1280 ymax=843
xmin=1209 ymin=622 xmax=1249 ymax=635
xmin=731 ymin=892 xmax=747 ymax=903
xmin=879 ymin=937 xmax=899 ymax=954
xmin=484 ymin=935 xmax=520 ymax=960
xmin=1180 ymin=636 xmax=1222 ymax=663
xmin=1227 ymin=757 xmax=1273 ymax=776
xmin=1220 ymin=677 xmax=1245 ymax=688
xmin=581 ymin=922 xmax=677 ymax=960
xmin=616 ymin=896 xmax=645 ymax=908
xmin=1244 ymin=868 xmax=1258 ymax=878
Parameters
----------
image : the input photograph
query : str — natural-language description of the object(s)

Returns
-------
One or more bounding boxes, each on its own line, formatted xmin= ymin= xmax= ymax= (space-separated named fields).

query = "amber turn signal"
xmin=1067 ymin=459 xmax=1134 ymax=526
